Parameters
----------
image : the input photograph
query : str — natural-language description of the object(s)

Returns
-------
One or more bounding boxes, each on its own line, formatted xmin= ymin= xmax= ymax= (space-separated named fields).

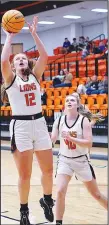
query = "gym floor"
xmin=1 ymin=144 xmax=107 ymax=224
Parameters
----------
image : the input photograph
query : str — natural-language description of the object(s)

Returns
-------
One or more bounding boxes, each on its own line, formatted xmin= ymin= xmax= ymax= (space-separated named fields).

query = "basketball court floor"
xmin=1 ymin=143 xmax=108 ymax=224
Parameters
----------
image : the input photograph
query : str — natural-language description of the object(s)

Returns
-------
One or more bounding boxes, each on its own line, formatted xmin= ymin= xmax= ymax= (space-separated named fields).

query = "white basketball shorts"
xmin=10 ymin=117 xmax=52 ymax=152
xmin=56 ymin=154 xmax=95 ymax=182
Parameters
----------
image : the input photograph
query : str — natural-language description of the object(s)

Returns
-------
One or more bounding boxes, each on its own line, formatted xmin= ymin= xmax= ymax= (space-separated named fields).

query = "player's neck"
xmin=67 ymin=110 xmax=78 ymax=120
xmin=16 ymin=70 xmax=28 ymax=80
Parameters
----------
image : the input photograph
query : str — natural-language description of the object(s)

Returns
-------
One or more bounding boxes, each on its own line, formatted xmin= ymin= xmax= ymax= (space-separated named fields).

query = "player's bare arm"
xmin=51 ymin=118 xmax=59 ymax=144
xmin=27 ymin=16 xmax=48 ymax=81
xmin=1 ymin=32 xmax=15 ymax=86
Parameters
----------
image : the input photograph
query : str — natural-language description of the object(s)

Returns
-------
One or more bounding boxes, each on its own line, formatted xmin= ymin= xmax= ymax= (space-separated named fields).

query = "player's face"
xmin=13 ymin=54 xmax=28 ymax=71
xmin=65 ymin=96 xmax=78 ymax=111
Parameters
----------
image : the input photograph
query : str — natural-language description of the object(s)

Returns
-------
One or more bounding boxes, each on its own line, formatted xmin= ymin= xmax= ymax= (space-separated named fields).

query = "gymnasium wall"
xmin=81 ymin=18 xmax=107 ymax=39
xmin=1 ymin=24 xmax=71 ymax=55
xmin=1 ymin=17 xmax=107 ymax=55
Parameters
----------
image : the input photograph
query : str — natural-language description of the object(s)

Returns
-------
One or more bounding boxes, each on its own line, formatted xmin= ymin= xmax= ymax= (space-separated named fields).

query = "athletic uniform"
xmin=6 ymin=74 xmax=52 ymax=152
xmin=54 ymin=114 xmax=95 ymax=182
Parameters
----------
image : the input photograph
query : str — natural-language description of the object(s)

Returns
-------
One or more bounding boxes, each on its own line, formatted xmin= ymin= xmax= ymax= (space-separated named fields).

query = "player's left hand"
xmin=61 ymin=131 xmax=72 ymax=141
xmin=26 ymin=16 xmax=38 ymax=36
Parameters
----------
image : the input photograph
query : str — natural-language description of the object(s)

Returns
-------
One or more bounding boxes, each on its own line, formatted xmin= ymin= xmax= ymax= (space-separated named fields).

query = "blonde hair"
xmin=70 ymin=92 xmax=104 ymax=122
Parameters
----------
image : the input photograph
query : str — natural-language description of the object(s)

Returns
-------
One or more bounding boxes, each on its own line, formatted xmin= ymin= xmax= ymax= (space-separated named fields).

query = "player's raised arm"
xmin=1 ymin=31 xmax=15 ymax=85
xmin=27 ymin=16 xmax=48 ymax=81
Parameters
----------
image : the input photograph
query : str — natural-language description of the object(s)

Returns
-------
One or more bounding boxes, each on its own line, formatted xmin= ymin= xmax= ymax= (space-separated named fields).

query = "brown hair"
xmin=12 ymin=53 xmax=36 ymax=76
xmin=1 ymin=55 xmax=36 ymax=105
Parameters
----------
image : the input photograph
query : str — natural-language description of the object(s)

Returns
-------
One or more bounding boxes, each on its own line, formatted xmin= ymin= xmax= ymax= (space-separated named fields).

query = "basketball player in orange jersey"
xmin=51 ymin=94 xmax=108 ymax=225
xmin=1 ymin=16 xmax=54 ymax=225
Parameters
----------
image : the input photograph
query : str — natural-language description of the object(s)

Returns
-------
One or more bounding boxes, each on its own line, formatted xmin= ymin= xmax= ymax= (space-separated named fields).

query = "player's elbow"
xmin=44 ymin=51 xmax=48 ymax=59
xmin=51 ymin=134 xmax=57 ymax=144
xmin=42 ymin=51 xmax=48 ymax=62
xmin=88 ymin=140 xmax=92 ymax=148
xmin=1 ymin=58 xmax=8 ymax=66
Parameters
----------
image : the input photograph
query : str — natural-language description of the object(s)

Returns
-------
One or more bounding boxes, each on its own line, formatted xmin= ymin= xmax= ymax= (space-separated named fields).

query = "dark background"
xmin=0 ymin=1 xmax=82 ymax=21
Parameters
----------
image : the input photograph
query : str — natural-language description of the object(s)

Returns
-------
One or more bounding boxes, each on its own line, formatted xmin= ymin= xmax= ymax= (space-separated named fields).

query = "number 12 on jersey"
xmin=25 ymin=93 xmax=36 ymax=106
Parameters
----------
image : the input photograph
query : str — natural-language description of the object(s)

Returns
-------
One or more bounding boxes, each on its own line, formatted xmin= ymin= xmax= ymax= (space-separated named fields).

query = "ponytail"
xmin=71 ymin=93 xmax=105 ymax=122
xmin=78 ymin=104 xmax=104 ymax=122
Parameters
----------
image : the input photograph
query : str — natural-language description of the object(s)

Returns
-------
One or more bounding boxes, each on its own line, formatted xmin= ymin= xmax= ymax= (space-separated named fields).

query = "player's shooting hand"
xmin=26 ymin=16 xmax=38 ymax=36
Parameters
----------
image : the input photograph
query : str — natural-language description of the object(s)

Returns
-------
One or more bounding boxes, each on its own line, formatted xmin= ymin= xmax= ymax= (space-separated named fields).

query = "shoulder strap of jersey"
xmin=81 ymin=116 xmax=85 ymax=130
xmin=31 ymin=73 xmax=40 ymax=85
xmin=57 ymin=115 xmax=62 ymax=130
xmin=5 ymin=75 xmax=16 ymax=91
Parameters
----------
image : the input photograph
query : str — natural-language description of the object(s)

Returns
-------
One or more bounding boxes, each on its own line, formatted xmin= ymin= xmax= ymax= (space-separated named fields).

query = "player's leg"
xmin=34 ymin=149 xmax=54 ymax=222
xmin=83 ymin=178 xmax=108 ymax=210
xmin=56 ymin=174 xmax=71 ymax=225
xmin=33 ymin=117 xmax=54 ymax=222
xmin=75 ymin=156 xmax=108 ymax=210
xmin=55 ymin=155 xmax=72 ymax=224
xmin=13 ymin=149 xmax=33 ymax=225
xmin=35 ymin=150 xmax=53 ymax=195
xmin=10 ymin=119 xmax=34 ymax=225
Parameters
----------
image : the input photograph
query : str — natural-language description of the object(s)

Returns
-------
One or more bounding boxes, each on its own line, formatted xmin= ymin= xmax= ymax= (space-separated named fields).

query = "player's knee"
xmin=57 ymin=187 xmax=66 ymax=198
xmin=43 ymin=167 xmax=53 ymax=177
xmin=91 ymin=191 xmax=101 ymax=200
xmin=19 ymin=171 xmax=31 ymax=181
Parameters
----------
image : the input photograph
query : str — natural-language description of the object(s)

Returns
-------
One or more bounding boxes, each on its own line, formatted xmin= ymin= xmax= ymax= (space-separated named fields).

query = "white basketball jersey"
xmin=6 ymin=74 xmax=42 ymax=115
xmin=59 ymin=115 xmax=89 ymax=157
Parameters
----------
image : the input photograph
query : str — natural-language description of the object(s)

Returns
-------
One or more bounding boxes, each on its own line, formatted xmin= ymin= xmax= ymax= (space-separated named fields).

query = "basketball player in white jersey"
xmin=51 ymin=94 xmax=107 ymax=225
xmin=1 ymin=16 xmax=54 ymax=225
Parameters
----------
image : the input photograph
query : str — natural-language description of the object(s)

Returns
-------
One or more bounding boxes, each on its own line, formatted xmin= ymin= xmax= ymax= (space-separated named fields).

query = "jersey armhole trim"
xmin=31 ymin=73 xmax=40 ymax=85
xmin=5 ymin=75 xmax=16 ymax=90
xmin=57 ymin=116 xmax=62 ymax=131
xmin=81 ymin=116 xmax=85 ymax=130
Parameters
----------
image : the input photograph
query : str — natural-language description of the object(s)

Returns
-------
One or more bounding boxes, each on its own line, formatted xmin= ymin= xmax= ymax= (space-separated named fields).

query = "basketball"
xmin=2 ymin=10 xmax=25 ymax=33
